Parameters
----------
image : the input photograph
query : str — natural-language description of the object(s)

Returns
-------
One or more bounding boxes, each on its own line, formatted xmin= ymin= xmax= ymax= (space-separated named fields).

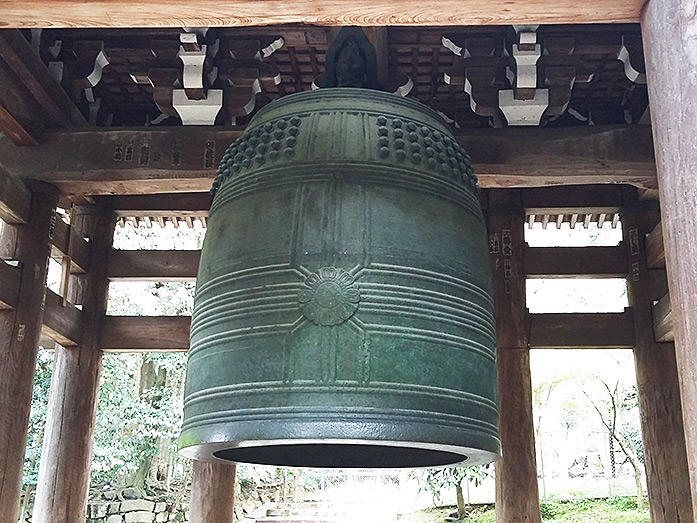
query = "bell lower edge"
xmin=178 ymin=419 xmax=501 ymax=468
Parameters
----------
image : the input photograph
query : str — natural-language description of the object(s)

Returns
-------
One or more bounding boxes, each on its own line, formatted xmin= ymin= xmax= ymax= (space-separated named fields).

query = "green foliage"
xmin=415 ymin=465 xmax=491 ymax=505
xmin=23 ymin=350 xmax=54 ymax=486
xmin=538 ymin=498 xmax=649 ymax=523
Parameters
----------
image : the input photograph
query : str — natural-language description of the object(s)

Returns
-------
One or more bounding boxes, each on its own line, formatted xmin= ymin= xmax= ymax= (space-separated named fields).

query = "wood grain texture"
xmin=0 ymin=184 xmax=58 ymax=523
xmin=0 ymin=166 xmax=31 ymax=224
xmin=524 ymin=245 xmax=627 ymax=278
xmin=0 ymin=260 xmax=20 ymax=309
xmin=529 ymin=311 xmax=635 ymax=349
xmin=40 ymin=288 xmax=82 ymax=347
xmin=33 ymin=205 xmax=115 ymax=523
xmin=643 ymin=2 xmax=697 ymax=518
xmin=0 ymin=125 xmax=656 ymax=197
xmin=488 ymin=190 xmax=542 ymax=523
xmin=652 ymin=293 xmax=672 ymax=343
xmin=621 ymin=196 xmax=693 ymax=523
xmin=0 ymin=0 xmax=644 ymax=28
xmin=51 ymin=213 xmax=90 ymax=273
xmin=100 ymin=316 xmax=191 ymax=351
xmin=645 ymin=220 xmax=665 ymax=269
xmin=107 ymin=249 xmax=200 ymax=281
xmin=189 ymin=461 xmax=236 ymax=523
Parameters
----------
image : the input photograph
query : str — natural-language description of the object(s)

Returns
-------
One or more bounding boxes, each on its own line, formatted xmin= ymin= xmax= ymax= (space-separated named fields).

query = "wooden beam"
xmin=0 ymin=167 xmax=31 ymax=224
xmin=40 ymin=289 xmax=82 ymax=347
xmin=653 ymin=293 xmax=673 ymax=343
xmin=111 ymin=193 xmax=212 ymax=217
xmin=0 ymin=31 xmax=87 ymax=129
xmin=0 ymin=0 xmax=645 ymax=28
xmin=0 ymin=125 xmax=657 ymax=197
xmin=488 ymin=190 xmax=542 ymax=523
xmin=621 ymin=193 xmax=692 ymax=522
xmin=524 ymin=245 xmax=627 ymax=278
xmin=100 ymin=316 xmax=191 ymax=352
xmin=51 ymin=213 xmax=90 ymax=273
xmin=107 ymin=250 xmax=200 ymax=281
xmin=33 ymin=205 xmax=115 ymax=523
xmin=0 ymin=182 xmax=59 ymax=523
xmin=0 ymin=260 xmax=20 ymax=309
xmin=645 ymin=220 xmax=665 ymax=269
xmin=189 ymin=462 xmax=237 ymax=523
xmin=643 ymin=3 xmax=697 ymax=516
xmin=520 ymin=184 xmax=624 ymax=215
xmin=528 ymin=310 xmax=635 ymax=349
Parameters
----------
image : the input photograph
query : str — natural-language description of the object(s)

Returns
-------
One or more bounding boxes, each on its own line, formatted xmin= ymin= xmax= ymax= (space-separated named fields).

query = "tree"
xmin=417 ymin=465 xmax=491 ymax=520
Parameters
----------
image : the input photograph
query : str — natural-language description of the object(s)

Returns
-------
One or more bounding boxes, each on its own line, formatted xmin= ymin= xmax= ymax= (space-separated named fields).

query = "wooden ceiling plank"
xmin=0 ymin=0 xmax=645 ymax=28
xmin=0 ymin=125 xmax=657 ymax=197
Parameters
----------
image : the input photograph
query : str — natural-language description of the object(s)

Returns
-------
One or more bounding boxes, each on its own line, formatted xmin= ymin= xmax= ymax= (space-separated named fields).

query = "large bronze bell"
xmin=179 ymin=88 xmax=499 ymax=468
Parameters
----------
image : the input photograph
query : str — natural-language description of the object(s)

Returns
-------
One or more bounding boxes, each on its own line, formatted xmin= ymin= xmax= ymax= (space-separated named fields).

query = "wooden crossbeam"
xmin=0 ymin=0 xmax=645 ymax=28
xmin=41 ymin=288 xmax=82 ymax=347
xmin=0 ymin=125 xmax=656 ymax=197
xmin=528 ymin=310 xmax=635 ymax=348
xmin=0 ymin=260 xmax=20 ymax=309
xmin=111 ymin=193 xmax=212 ymax=218
xmin=0 ymin=167 xmax=31 ymax=224
xmin=107 ymin=250 xmax=200 ymax=281
xmin=51 ymin=214 xmax=90 ymax=273
xmin=521 ymin=184 xmax=624 ymax=215
xmin=652 ymin=293 xmax=673 ymax=342
xmin=646 ymin=220 xmax=665 ymax=269
xmin=100 ymin=316 xmax=191 ymax=352
xmin=524 ymin=245 xmax=627 ymax=278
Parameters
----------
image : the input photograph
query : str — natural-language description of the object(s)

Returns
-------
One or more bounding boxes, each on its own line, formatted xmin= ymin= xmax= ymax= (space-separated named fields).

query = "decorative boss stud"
xmin=299 ymin=267 xmax=360 ymax=326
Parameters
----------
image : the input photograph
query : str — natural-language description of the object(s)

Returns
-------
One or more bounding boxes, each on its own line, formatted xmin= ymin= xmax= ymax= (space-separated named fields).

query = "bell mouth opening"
xmin=211 ymin=443 xmax=469 ymax=469
xmin=213 ymin=443 xmax=467 ymax=468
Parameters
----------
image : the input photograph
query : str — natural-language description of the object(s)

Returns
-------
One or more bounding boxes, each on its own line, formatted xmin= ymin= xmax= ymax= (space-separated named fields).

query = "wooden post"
xmin=189 ymin=461 xmax=237 ymax=523
xmin=0 ymin=182 xmax=59 ymax=523
xmin=488 ymin=189 xmax=542 ymax=523
xmin=622 ymin=190 xmax=694 ymax=522
xmin=32 ymin=205 xmax=116 ymax=523
xmin=642 ymin=3 xmax=697 ymax=519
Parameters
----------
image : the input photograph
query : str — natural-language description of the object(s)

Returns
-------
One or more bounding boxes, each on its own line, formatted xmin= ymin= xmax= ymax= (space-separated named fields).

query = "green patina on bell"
xmin=179 ymin=88 xmax=499 ymax=468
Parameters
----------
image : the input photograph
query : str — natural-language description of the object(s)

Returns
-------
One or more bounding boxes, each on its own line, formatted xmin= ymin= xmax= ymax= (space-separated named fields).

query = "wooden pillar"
xmin=642 ymin=3 xmax=697 ymax=520
xmin=0 ymin=182 xmax=59 ymax=523
xmin=189 ymin=461 xmax=237 ymax=523
xmin=33 ymin=205 xmax=116 ymax=523
xmin=488 ymin=189 xmax=541 ymax=523
xmin=622 ymin=191 xmax=694 ymax=522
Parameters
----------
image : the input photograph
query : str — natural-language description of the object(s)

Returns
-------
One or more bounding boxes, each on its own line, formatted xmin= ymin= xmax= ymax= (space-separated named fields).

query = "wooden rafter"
xmin=646 ymin=220 xmax=665 ymax=269
xmin=0 ymin=125 xmax=657 ymax=197
xmin=0 ymin=260 xmax=20 ymax=309
xmin=652 ymin=293 xmax=672 ymax=343
xmin=0 ymin=167 xmax=31 ymax=224
xmin=0 ymin=30 xmax=88 ymax=145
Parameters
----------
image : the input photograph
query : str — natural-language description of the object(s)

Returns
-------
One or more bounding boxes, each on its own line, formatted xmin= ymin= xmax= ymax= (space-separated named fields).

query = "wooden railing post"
xmin=189 ymin=461 xmax=237 ymax=523
xmin=621 ymin=190 xmax=694 ymax=522
xmin=33 ymin=205 xmax=116 ymax=522
xmin=0 ymin=182 xmax=59 ymax=523
xmin=488 ymin=189 xmax=542 ymax=523
xmin=642 ymin=2 xmax=697 ymax=519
